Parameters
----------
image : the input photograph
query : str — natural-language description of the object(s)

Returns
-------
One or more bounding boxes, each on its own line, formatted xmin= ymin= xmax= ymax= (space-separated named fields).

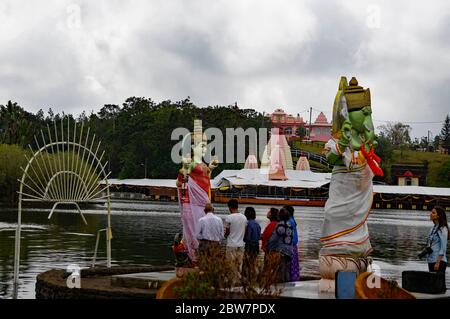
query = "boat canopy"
xmin=212 ymin=169 xmax=331 ymax=189
xmin=373 ymin=185 xmax=450 ymax=197
xmin=101 ymin=172 xmax=450 ymax=197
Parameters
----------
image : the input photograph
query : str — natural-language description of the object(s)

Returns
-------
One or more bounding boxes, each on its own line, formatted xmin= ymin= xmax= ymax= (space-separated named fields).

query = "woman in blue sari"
xmin=284 ymin=205 xmax=300 ymax=281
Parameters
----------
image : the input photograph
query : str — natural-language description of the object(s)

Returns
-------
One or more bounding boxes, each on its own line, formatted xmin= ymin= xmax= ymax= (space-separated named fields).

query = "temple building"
xmin=308 ymin=112 xmax=332 ymax=142
xmin=391 ymin=164 xmax=428 ymax=186
xmin=268 ymin=108 xmax=332 ymax=142
xmin=268 ymin=109 xmax=305 ymax=140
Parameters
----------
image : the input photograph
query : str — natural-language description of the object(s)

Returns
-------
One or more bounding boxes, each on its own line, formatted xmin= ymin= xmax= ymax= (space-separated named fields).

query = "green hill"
xmin=292 ymin=141 xmax=450 ymax=187
xmin=292 ymin=141 xmax=324 ymax=154
xmin=392 ymin=150 xmax=450 ymax=187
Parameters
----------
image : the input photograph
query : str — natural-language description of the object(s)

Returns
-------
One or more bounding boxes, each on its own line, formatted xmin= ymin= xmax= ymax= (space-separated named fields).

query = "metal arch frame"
xmin=13 ymin=119 xmax=113 ymax=299
xmin=44 ymin=171 xmax=89 ymax=199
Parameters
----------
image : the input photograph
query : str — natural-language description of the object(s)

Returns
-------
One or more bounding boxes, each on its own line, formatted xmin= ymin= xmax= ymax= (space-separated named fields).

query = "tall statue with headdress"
xmin=319 ymin=77 xmax=383 ymax=292
xmin=176 ymin=120 xmax=218 ymax=265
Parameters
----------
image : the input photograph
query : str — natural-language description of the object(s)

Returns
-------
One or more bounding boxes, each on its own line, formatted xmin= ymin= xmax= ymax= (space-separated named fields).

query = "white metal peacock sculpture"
xmin=13 ymin=118 xmax=112 ymax=298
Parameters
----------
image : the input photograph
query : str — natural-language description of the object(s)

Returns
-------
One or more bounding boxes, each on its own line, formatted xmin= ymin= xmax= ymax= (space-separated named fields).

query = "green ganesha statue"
xmin=319 ymin=76 xmax=383 ymax=292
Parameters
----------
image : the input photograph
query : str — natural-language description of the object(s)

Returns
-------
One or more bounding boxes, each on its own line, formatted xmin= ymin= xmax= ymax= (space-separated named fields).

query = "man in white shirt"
xmin=224 ymin=199 xmax=247 ymax=285
xmin=196 ymin=203 xmax=224 ymax=269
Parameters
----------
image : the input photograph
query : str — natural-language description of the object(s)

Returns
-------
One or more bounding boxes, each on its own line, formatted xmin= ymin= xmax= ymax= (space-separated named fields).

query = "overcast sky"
xmin=0 ymin=0 xmax=449 ymax=138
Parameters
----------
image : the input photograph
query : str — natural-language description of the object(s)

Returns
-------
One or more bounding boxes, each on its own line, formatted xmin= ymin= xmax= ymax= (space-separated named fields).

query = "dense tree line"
xmin=377 ymin=117 xmax=450 ymax=154
xmin=85 ymin=97 xmax=271 ymax=179
xmin=0 ymin=98 xmax=271 ymax=201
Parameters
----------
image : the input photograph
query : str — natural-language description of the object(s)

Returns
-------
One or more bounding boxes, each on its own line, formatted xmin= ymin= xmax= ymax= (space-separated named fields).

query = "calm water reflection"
xmin=0 ymin=201 xmax=444 ymax=299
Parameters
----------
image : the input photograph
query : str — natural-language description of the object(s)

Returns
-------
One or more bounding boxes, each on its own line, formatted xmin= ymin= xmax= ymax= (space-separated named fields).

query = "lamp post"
xmin=140 ymin=159 xmax=147 ymax=179
xmin=306 ymin=107 xmax=313 ymax=141
xmin=309 ymin=107 xmax=312 ymax=140
xmin=427 ymin=130 xmax=432 ymax=152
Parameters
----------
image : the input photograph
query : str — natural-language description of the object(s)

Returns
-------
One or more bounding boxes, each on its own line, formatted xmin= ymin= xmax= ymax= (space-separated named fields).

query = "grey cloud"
xmin=300 ymin=1 xmax=368 ymax=74
xmin=155 ymin=28 xmax=227 ymax=74
xmin=0 ymin=0 xmax=449 ymax=139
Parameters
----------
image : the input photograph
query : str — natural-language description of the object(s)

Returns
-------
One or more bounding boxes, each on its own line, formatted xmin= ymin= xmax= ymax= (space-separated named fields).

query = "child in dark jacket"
xmin=242 ymin=207 xmax=261 ymax=283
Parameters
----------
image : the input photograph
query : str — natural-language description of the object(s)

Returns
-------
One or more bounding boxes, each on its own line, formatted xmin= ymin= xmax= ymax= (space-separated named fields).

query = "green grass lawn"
xmin=292 ymin=141 xmax=331 ymax=172
xmin=292 ymin=141 xmax=325 ymax=154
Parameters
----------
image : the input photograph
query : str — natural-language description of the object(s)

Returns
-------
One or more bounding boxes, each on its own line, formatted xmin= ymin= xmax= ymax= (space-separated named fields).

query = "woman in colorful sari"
xmin=284 ymin=205 xmax=300 ymax=281
xmin=266 ymin=208 xmax=294 ymax=283
xmin=261 ymin=208 xmax=279 ymax=253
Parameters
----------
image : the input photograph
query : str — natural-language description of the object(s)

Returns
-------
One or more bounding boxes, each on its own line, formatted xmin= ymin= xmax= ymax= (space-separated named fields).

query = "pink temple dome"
xmin=315 ymin=112 xmax=329 ymax=124
xmin=296 ymin=156 xmax=311 ymax=171
xmin=244 ymin=154 xmax=258 ymax=169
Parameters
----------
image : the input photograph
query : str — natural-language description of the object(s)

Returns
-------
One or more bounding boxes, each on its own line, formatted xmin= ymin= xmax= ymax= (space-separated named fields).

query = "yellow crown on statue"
xmin=340 ymin=76 xmax=371 ymax=111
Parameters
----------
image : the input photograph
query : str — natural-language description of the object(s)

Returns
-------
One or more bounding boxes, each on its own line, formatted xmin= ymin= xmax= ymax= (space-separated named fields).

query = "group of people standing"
xmin=175 ymin=201 xmax=449 ymax=287
xmin=260 ymin=206 xmax=300 ymax=282
xmin=192 ymin=199 xmax=300 ymax=284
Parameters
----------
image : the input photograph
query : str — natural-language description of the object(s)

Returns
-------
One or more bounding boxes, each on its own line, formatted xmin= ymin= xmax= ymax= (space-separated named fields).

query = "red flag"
xmin=361 ymin=143 xmax=384 ymax=177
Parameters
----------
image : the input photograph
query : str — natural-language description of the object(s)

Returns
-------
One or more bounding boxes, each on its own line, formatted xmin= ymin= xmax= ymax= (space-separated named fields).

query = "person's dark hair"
xmin=244 ymin=207 xmax=256 ymax=220
xmin=434 ymin=206 xmax=449 ymax=230
xmin=278 ymin=208 xmax=290 ymax=222
xmin=268 ymin=208 xmax=279 ymax=222
xmin=227 ymin=199 xmax=239 ymax=210
xmin=283 ymin=205 xmax=294 ymax=218
xmin=204 ymin=203 xmax=214 ymax=213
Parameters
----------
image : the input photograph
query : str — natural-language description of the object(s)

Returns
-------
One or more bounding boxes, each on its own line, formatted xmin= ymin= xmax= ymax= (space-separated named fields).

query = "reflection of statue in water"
xmin=319 ymin=77 xmax=383 ymax=292
xmin=176 ymin=120 xmax=218 ymax=264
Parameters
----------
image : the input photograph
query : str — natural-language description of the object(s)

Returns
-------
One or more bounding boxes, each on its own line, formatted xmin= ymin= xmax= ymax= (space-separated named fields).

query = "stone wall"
xmin=36 ymin=266 xmax=174 ymax=299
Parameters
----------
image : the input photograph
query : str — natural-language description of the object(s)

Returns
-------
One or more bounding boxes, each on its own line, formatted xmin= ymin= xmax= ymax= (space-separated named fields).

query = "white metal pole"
xmin=13 ymin=184 xmax=24 ymax=299
xmin=106 ymin=184 xmax=112 ymax=268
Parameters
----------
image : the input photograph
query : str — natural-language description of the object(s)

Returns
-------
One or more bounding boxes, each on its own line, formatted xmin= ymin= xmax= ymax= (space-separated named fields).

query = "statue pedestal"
xmin=319 ymin=255 xmax=371 ymax=293
xmin=319 ymin=278 xmax=335 ymax=293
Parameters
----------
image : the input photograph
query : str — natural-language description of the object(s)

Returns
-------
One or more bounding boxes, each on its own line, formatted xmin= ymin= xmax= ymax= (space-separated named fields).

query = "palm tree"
xmin=0 ymin=101 xmax=36 ymax=146
xmin=0 ymin=101 xmax=21 ymax=144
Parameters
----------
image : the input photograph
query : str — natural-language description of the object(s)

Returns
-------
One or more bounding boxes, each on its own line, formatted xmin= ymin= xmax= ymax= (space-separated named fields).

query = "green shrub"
xmin=0 ymin=144 xmax=29 ymax=203
xmin=173 ymin=247 xmax=283 ymax=299
xmin=438 ymin=160 xmax=450 ymax=186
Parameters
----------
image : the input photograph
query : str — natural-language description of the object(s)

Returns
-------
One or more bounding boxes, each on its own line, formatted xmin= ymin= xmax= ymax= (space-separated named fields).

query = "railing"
xmin=291 ymin=149 xmax=332 ymax=169
xmin=92 ymin=228 xmax=108 ymax=267
xmin=110 ymin=192 xmax=148 ymax=200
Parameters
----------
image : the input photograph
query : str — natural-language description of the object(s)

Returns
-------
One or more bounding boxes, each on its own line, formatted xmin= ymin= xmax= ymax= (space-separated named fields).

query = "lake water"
xmin=0 ymin=201 xmax=444 ymax=299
